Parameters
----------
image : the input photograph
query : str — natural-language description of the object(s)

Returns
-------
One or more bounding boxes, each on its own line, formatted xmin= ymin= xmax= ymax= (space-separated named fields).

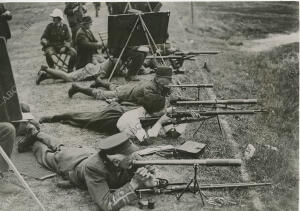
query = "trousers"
xmin=0 ymin=122 xmax=15 ymax=172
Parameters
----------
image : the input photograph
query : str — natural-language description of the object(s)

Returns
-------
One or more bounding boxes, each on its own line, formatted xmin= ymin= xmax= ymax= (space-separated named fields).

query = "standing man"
xmin=64 ymin=2 xmax=87 ymax=44
xmin=75 ymin=16 xmax=103 ymax=69
xmin=41 ymin=8 xmax=77 ymax=73
xmin=18 ymin=130 xmax=158 ymax=211
xmin=0 ymin=3 xmax=12 ymax=42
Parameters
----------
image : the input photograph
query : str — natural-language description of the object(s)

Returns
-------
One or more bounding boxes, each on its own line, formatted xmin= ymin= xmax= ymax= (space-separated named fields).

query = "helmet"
xmin=50 ymin=8 xmax=64 ymax=21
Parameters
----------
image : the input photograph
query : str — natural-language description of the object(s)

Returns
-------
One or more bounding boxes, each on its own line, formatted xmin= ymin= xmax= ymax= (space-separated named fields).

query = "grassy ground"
xmin=1 ymin=2 xmax=298 ymax=211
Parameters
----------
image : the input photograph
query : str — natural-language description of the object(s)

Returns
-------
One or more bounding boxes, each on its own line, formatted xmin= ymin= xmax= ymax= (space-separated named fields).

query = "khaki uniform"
xmin=93 ymin=79 xmax=166 ymax=113
xmin=32 ymin=132 xmax=137 ymax=211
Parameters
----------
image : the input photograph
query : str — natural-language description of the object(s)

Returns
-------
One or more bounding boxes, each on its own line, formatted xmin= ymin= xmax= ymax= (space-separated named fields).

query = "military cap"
xmin=99 ymin=132 xmax=139 ymax=155
xmin=155 ymin=66 xmax=172 ymax=78
xmin=81 ymin=16 xmax=93 ymax=24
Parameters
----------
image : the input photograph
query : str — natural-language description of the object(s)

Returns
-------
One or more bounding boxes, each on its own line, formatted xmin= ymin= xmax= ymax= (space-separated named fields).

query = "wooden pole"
xmin=0 ymin=146 xmax=47 ymax=211
xmin=191 ymin=2 xmax=194 ymax=25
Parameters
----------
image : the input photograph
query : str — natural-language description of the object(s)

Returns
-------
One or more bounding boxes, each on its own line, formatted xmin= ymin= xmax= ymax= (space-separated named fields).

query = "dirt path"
xmin=241 ymin=31 xmax=299 ymax=52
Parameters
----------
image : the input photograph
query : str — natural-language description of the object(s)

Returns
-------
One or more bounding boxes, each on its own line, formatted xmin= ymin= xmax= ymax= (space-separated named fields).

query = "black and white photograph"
xmin=0 ymin=1 xmax=299 ymax=211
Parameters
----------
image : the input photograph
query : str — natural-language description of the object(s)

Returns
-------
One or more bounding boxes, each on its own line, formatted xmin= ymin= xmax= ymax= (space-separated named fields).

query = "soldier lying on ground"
xmin=36 ymin=56 xmax=122 ymax=85
xmin=39 ymin=102 xmax=186 ymax=145
xmin=17 ymin=126 xmax=160 ymax=211
xmin=68 ymin=66 xmax=172 ymax=112
xmin=40 ymin=8 xmax=77 ymax=73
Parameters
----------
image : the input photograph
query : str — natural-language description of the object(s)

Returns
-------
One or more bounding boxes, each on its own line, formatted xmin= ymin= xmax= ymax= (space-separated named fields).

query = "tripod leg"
xmin=194 ymin=179 xmax=205 ymax=205
xmin=176 ymin=179 xmax=193 ymax=200
xmin=192 ymin=119 xmax=206 ymax=137
xmin=216 ymin=115 xmax=225 ymax=141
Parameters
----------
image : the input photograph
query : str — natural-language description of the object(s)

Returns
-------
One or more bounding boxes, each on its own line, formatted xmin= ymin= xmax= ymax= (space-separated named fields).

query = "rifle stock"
xmin=133 ymin=159 xmax=242 ymax=166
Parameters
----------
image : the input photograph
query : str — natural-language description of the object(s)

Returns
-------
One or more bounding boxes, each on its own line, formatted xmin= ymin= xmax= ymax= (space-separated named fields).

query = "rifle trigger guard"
xmin=156 ymin=178 xmax=169 ymax=188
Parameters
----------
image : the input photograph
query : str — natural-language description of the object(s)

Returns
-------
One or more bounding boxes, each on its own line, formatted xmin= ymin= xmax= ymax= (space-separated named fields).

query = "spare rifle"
xmin=173 ymin=99 xmax=258 ymax=106
xmin=133 ymin=159 xmax=241 ymax=167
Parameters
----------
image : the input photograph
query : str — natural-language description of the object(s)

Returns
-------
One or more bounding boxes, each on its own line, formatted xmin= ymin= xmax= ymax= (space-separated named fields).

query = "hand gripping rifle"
xmin=133 ymin=158 xmax=241 ymax=204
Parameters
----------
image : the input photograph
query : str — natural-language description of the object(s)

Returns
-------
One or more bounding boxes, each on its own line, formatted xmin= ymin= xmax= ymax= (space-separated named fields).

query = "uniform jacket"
xmin=0 ymin=4 xmax=12 ymax=40
xmin=75 ymin=27 xmax=99 ymax=69
xmin=54 ymin=148 xmax=137 ymax=211
xmin=116 ymin=79 xmax=166 ymax=113
xmin=41 ymin=22 xmax=71 ymax=47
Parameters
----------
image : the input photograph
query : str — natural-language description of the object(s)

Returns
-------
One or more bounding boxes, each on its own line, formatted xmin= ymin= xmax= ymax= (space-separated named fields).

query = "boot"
xmin=36 ymin=71 xmax=48 ymax=85
xmin=68 ymin=83 xmax=79 ymax=98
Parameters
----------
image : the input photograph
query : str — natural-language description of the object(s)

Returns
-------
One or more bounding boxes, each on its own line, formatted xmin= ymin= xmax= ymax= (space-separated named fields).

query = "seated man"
xmin=68 ymin=66 xmax=172 ymax=113
xmin=18 ymin=128 xmax=158 ymax=211
xmin=0 ymin=122 xmax=22 ymax=194
xmin=41 ymin=8 xmax=77 ymax=73
xmin=36 ymin=56 xmax=122 ymax=85
xmin=75 ymin=16 xmax=103 ymax=69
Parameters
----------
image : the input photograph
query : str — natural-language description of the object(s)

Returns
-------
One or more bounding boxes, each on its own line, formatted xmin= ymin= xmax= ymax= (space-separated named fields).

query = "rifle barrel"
xmin=133 ymin=159 xmax=241 ymax=166
xmin=175 ymin=99 xmax=257 ymax=105
xmin=167 ymin=84 xmax=214 ymax=88
xmin=175 ymin=51 xmax=220 ymax=55
xmin=145 ymin=55 xmax=183 ymax=60
xmin=174 ymin=110 xmax=257 ymax=115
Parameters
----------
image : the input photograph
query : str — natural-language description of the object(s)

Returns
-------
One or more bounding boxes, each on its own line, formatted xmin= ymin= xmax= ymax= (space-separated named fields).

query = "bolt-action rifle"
xmin=140 ymin=109 xmax=265 ymax=128
xmin=134 ymin=182 xmax=271 ymax=196
xmin=145 ymin=50 xmax=220 ymax=71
